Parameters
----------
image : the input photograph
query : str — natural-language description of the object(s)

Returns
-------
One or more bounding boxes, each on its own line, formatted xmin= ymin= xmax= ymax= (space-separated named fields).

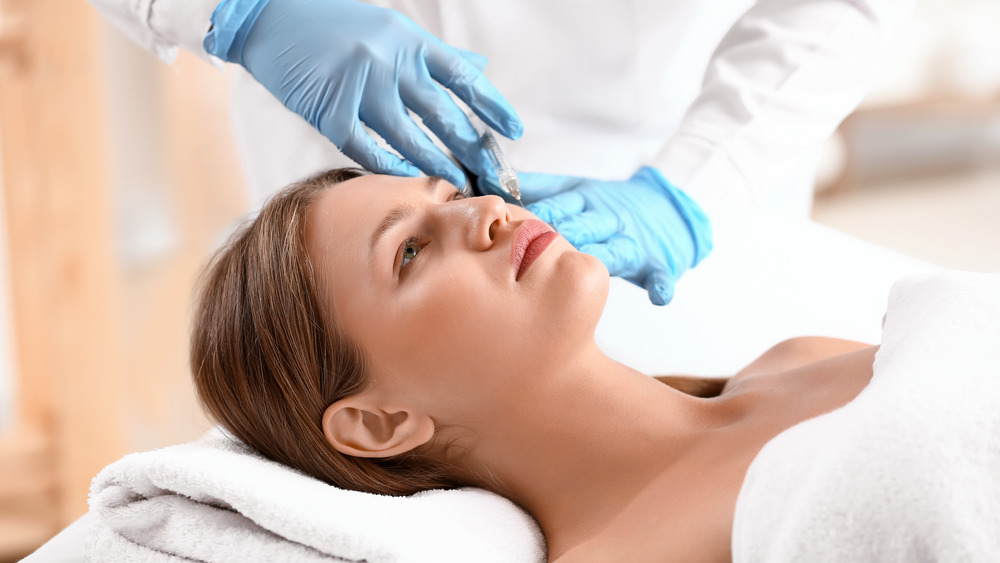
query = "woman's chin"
xmin=547 ymin=250 xmax=610 ymax=323
xmin=578 ymin=250 xmax=610 ymax=295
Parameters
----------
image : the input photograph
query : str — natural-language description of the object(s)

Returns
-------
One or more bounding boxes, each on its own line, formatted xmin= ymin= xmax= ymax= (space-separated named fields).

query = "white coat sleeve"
xmin=86 ymin=0 xmax=221 ymax=65
xmin=652 ymin=0 xmax=913 ymax=217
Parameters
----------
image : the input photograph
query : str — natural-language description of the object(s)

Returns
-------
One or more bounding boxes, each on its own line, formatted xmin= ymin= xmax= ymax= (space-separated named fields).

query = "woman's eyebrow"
xmin=367 ymin=177 xmax=445 ymax=270
xmin=424 ymin=175 xmax=444 ymax=194
xmin=369 ymin=203 xmax=414 ymax=269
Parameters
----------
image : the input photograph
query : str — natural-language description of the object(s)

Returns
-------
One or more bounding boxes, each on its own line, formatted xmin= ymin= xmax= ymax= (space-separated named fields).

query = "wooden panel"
xmin=0 ymin=0 xmax=126 ymax=526
xmin=0 ymin=428 xmax=55 ymax=559
xmin=0 ymin=0 xmax=249 ymax=553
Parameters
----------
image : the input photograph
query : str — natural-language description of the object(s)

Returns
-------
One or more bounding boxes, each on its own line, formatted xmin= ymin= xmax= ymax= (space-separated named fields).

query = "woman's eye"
xmin=397 ymin=191 xmax=462 ymax=273
xmin=400 ymin=238 xmax=421 ymax=269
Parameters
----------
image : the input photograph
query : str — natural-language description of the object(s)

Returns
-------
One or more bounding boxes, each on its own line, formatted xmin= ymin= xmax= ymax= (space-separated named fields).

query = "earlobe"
xmin=322 ymin=397 xmax=435 ymax=458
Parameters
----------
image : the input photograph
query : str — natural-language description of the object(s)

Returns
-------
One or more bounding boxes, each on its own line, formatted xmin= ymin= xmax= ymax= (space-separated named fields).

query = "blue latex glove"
xmin=203 ymin=0 xmax=522 ymax=188
xmin=525 ymin=167 xmax=713 ymax=305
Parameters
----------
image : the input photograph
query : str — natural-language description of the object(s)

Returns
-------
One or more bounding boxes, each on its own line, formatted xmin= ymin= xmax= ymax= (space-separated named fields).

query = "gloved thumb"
xmin=526 ymin=189 xmax=587 ymax=224
xmin=645 ymin=269 xmax=677 ymax=306
xmin=455 ymin=47 xmax=489 ymax=72
xmin=552 ymin=211 xmax=619 ymax=246
xmin=516 ymin=172 xmax=588 ymax=202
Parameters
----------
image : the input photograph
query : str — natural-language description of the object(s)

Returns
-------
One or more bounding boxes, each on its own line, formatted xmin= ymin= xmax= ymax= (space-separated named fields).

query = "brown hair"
xmin=190 ymin=168 xmax=461 ymax=496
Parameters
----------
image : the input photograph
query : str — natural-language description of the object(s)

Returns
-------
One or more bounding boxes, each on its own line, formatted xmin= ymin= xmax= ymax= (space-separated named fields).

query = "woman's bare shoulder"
xmin=550 ymin=520 xmax=729 ymax=563
xmin=732 ymin=337 xmax=872 ymax=381
xmin=655 ymin=337 xmax=873 ymax=396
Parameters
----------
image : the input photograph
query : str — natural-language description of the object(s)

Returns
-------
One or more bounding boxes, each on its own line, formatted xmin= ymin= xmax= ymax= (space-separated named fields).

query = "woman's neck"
xmin=454 ymin=343 xmax=749 ymax=551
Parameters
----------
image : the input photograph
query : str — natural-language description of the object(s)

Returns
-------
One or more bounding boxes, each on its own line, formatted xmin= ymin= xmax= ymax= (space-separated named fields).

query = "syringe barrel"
xmin=481 ymin=131 xmax=511 ymax=170
xmin=467 ymin=111 xmax=521 ymax=197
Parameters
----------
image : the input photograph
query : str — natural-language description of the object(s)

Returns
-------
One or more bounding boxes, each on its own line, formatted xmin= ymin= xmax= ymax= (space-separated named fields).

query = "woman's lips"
xmin=512 ymin=219 xmax=558 ymax=281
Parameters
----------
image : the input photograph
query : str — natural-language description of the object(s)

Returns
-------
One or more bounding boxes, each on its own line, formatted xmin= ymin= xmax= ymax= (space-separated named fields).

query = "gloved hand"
xmin=203 ymin=0 xmax=522 ymax=188
xmin=525 ymin=167 xmax=713 ymax=305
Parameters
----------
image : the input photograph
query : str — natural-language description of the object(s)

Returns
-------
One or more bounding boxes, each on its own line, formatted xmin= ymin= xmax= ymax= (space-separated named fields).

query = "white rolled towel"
xmin=87 ymin=428 xmax=545 ymax=562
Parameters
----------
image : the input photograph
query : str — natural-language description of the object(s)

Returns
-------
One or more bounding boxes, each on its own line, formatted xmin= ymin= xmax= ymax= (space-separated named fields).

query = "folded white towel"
xmin=732 ymin=271 xmax=1000 ymax=561
xmin=86 ymin=429 xmax=545 ymax=562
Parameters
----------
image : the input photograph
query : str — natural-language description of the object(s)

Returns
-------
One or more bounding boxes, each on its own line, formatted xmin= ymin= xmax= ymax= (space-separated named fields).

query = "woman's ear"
xmin=322 ymin=396 xmax=435 ymax=458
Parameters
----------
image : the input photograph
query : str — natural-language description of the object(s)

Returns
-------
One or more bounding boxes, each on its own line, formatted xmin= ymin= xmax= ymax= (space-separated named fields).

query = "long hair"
xmin=190 ymin=168 xmax=461 ymax=495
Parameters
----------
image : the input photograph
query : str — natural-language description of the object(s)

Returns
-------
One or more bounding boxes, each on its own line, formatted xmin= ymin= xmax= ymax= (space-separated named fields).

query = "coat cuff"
xmin=148 ymin=0 xmax=224 ymax=67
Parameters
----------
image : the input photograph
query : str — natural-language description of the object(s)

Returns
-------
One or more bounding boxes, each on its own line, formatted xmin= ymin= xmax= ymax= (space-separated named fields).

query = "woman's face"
xmin=305 ymin=174 xmax=608 ymax=420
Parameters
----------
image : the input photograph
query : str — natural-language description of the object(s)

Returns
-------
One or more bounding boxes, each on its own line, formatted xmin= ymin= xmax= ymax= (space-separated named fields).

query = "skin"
xmin=305 ymin=174 xmax=876 ymax=562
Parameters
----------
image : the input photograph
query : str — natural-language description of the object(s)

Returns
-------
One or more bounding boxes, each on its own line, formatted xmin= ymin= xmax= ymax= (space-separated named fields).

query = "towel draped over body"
xmin=733 ymin=271 xmax=1000 ymax=561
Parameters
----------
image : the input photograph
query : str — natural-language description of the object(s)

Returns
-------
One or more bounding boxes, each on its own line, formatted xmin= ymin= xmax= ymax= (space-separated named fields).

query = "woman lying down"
xmin=190 ymin=168 xmax=1000 ymax=562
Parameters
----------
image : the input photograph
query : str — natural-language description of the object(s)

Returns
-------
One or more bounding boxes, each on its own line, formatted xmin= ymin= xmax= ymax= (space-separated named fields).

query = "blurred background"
xmin=0 ymin=0 xmax=997 ymax=559
xmin=812 ymin=0 xmax=1000 ymax=272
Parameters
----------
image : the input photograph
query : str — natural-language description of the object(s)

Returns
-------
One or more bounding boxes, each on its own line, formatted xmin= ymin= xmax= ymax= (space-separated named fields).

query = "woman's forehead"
xmin=305 ymin=174 xmax=434 ymax=280
xmin=308 ymin=174 xmax=450 ymax=239
xmin=308 ymin=177 xmax=386 ymax=260
xmin=314 ymin=174 xmax=425 ymax=216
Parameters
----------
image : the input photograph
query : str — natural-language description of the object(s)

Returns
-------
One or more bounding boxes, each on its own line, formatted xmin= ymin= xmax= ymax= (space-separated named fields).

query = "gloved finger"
xmin=578 ymin=235 xmax=641 ymax=278
xmin=455 ymin=47 xmax=488 ymax=71
xmin=516 ymin=172 xmax=590 ymax=202
xmin=425 ymin=43 xmax=523 ymax=140
xmin=526 ymin=190 xmax=587 ymax=224
xmin=551 ymin=211 xmax=619 ymax=246
xmin=644 ymin=269 xmax=677 ymax=306
xmin=400 ymin=66 xmax=494 ymax=182
xmin=339 ymin=122 xmax=422 ymax=178
xmin=360 ymin=99 xmax=466 ymax=187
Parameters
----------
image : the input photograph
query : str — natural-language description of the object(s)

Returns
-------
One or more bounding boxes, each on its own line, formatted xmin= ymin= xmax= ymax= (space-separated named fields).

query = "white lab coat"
xmin=88 ymin=0 xmax=912 ymax=219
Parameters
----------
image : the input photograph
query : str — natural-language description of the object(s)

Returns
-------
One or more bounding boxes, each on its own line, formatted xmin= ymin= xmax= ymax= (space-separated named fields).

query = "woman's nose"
xmin=436 ymin=195 xmax=510 ymax=251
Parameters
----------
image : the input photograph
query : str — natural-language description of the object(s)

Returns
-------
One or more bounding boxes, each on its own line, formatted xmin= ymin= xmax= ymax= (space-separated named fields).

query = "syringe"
xmin=466 ymin=112 xmax=523 ymax=206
